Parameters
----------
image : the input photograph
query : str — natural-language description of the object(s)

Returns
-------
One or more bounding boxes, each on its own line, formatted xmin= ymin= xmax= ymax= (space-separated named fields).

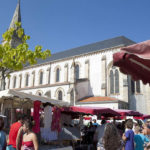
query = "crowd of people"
xmin=0 ymin=114 xmax=38 ymax=150
xmin=82 ymin=118 xmax=150 ymax=150
xmin=1 ymin=114 xmax=150 ymax=150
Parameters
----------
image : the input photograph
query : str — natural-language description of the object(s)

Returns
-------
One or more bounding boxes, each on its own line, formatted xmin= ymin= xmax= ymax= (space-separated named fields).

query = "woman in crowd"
xmin=97 ymin=123 xmax=121 ymax=150
xmin=21 ymin=121 xmax=38 ymax=150
xmin=0 ymin=117 xmax=6 ymax=150
xmin=103 ymin=123 xmax=121 ymax=150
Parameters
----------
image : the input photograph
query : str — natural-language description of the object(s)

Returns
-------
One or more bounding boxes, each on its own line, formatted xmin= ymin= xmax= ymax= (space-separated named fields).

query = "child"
xmin=134 ymin=126 xmax=149 ymax=150
xmin=122 ymin=119 xmax=134 ymax=150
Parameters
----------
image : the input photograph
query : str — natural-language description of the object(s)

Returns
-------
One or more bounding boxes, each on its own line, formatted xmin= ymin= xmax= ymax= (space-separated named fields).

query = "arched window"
xmin=32 ymin=71 xmax=35 ymax=86
xmin=131 ymin=80 xmax=141 ymax=94
xmin=110 ymin=70 xmax=114 ymax=94
xmin=13 ymin=76 xmax=17 ymax=88
xmin=115 ymin=69 xmax=119 ymax=93
xmin=75 ymin=64 xmax=79 ymax=79
xmin=56 ymin=68 xmax=60 ymax=82
xmin=38 ymin=92 xmax=42 ymax=96
xmin=109 ymin=67 xmax=120 ymax=95
xmin=58 ymin=91 xmax=63 ymax=100
xmin=131 ymin=80 xmax=135 ymax=94
xmin=25 ymin=74 xmax=29 ymax=87
xmin=136 ymin=81 xmax=140 ymax=93
xmin=70 ymin=90 xmax=74 ymax=102
xmin=39 ymin=71 xmax=43 ymax=85
xmin=19 ymin=74 xmax=22 ymax=88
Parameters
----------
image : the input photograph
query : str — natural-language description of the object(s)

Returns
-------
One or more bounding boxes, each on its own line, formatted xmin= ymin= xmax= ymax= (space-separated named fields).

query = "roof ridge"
xmin=35 ymin=36 xmax=136 ymax=66
xmin=51 ymin=36 xmax=134 ymax=55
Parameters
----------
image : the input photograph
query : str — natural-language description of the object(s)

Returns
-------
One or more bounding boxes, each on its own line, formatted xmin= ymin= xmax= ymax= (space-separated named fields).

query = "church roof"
xmin=37 ymin=36 xmax=135 ymax=65
xmin=9 ymin=0 xmax=21 ymax=29
xmin=78 ymin=96 xmax=118 ymax=103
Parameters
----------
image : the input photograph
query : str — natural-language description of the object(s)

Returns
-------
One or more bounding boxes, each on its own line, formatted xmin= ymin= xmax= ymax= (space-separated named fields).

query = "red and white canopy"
xmin=61 ymin=106 xmax=120 ymax=117
xmin=115 ymin=109 xmax=143 ymax=116
xmin=113 ymin=40 xmax=150 ymax=84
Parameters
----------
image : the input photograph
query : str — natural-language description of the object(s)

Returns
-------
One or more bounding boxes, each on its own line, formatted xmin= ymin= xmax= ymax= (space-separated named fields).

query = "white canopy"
xmin=0 ymin=89 xmax=70 ymax=107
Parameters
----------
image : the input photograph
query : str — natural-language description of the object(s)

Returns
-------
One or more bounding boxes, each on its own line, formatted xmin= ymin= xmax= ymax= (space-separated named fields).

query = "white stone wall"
xmin=21 ymin=85 xmax=70 ymax=103
xmin=76 ymin=81 xmax=89 ymax=100
xmin=2 ymin=46 xmax=149 ymax=114
xmin=76 ymin=103 xmax=119 ymax=109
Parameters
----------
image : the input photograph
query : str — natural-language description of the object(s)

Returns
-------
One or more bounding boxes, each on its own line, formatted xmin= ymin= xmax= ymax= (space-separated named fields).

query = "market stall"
xmin=61 ymin=106 xmax=120 ymax=117
xmin=115 ymin=109 xmax=143 ymax=116
xmin=54 ymin=106 xmax=121 ymax=149
xmin=134 ymin=114 xmax=150 ymax=120
xmin=0 ymin=89 xmax=69 ymax=138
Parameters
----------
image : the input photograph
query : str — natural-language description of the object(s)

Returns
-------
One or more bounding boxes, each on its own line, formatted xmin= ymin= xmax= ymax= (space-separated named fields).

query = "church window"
xmin=131 ymin=80 xmax=135 ymax=94
xmin=39 ymin=71 xmax=43 ymax=85
xmin=58 ymin=91 xmax=63 ymax=100
xmin=56 ymin=68 xmax=60 ymax=82
xmin=70 ymin=90 xmax=74 ymax=102
xmin=19 ymin=74 xmax=22 ymax=88
xmin=110 ymin=70 xmax=114 ymax=94
xmin=38 ymin=92 xmax=42 ymax=96
xmin=25 ymin=74 xmax=29 ymax=87
xmin=75 ymin=64 xmax=80 ymax=79
xmin=32 ymin=71 xmax=35 ymax=86
xmin=131 ymin=80 xmax=141 ymax=94
xmin=109 ymin=68 xmax=120 ymax=94
xmin=136 ymin=80 xmax=141 ymax=93
xmin=13 ymin=76 xmax=17 ymax=88
xmin=115 ymin=69 xmax=119 ymax=93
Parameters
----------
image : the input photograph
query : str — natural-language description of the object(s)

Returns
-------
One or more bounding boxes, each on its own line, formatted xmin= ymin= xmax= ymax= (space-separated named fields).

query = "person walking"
xmin=0 ymin=117 xmax=6 ymax=150
xmin=21 ymin=120 xmax=38 ymax=150
xmin=6 ymin=114 xmax=25 ymax=150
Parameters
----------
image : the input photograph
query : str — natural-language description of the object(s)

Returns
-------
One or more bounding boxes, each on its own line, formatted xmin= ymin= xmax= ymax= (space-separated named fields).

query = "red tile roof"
xmin=79 ymin=96 xmax=118 ymax=103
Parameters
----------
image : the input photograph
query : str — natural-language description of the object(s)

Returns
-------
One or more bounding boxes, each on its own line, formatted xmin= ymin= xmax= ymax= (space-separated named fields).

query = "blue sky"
xmin=0 ymin=0 xmax=150 ymax=53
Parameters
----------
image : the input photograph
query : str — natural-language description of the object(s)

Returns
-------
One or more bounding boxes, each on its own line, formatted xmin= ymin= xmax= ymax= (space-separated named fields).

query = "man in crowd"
xmin=94 ymin=119 xmax=107 ymax=150
xmin=7 ymin=114 xmax=25 ymax=150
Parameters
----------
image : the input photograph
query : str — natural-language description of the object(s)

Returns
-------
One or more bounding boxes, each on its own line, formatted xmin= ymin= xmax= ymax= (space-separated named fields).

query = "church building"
xmin=1 ymin=1 xmax=150 ymax=114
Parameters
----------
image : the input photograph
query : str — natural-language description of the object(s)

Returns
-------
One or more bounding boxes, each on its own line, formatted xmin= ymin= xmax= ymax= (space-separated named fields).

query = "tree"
xmin=0 ymin=22 xmax=51 ymax=90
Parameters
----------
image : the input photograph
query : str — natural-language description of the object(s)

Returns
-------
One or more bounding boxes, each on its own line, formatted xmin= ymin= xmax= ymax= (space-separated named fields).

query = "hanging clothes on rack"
xmin=51 ymin=107 xmax=61 ymax=132
xmin=41 ymin=105 xmax=57 ymax=141
xmin=32 ymin=101 xmax=41 ymax=134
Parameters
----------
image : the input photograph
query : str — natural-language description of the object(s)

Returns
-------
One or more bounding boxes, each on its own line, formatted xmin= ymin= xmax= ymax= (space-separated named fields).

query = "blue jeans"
xmin=6 ymin=145 xmax=16 ymax=150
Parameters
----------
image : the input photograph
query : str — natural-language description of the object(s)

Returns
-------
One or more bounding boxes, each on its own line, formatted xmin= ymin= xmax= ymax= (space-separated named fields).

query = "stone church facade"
xmin=1 ymin=1 xmax=150 ymax=114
